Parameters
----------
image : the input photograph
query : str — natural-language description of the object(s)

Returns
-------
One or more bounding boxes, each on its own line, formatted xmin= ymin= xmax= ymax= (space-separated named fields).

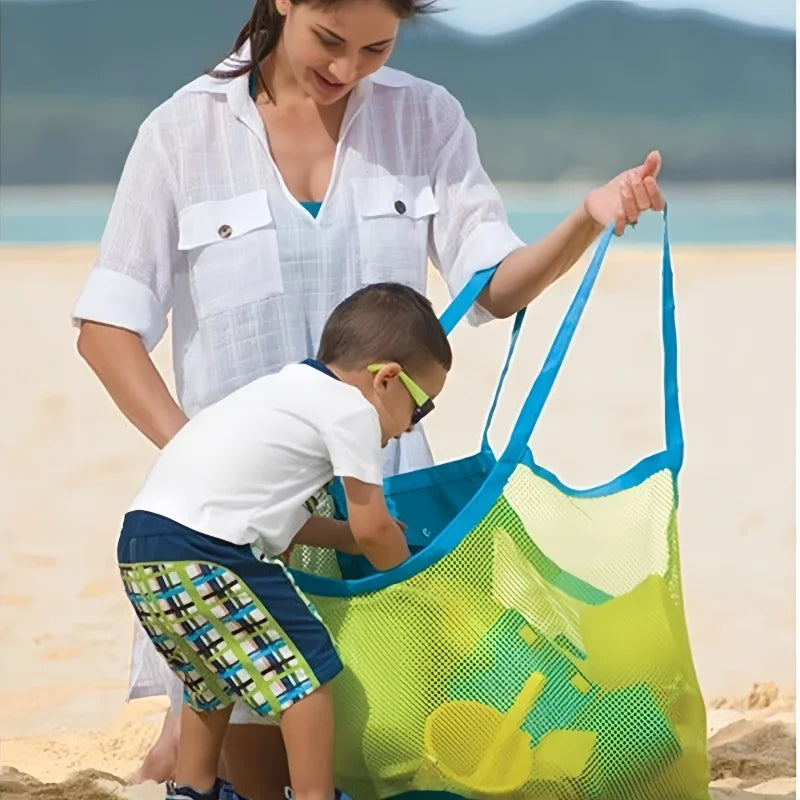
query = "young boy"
xmin=116 ymin=283 xmax=452 ymax=800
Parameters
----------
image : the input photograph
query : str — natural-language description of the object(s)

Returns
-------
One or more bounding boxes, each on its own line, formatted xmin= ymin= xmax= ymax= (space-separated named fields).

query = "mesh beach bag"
xmin=289 ymin=211 xmax=710 ymax=800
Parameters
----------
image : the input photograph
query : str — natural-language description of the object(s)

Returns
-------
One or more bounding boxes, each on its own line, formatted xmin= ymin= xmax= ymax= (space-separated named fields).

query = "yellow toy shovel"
xmin=424 ymin=672 xmax=546 ymax=795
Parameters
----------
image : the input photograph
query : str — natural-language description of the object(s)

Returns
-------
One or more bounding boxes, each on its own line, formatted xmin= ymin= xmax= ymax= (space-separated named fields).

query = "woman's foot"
xmin=129 ymin=710 xmax=180 ymax=785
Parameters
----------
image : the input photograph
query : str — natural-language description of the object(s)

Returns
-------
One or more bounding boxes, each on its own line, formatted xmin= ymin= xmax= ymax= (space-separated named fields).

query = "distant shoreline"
xmin=1 ymin=180 xmax=795 ymax=193
xmin=1 ymin=183 xmax=794 ymax=247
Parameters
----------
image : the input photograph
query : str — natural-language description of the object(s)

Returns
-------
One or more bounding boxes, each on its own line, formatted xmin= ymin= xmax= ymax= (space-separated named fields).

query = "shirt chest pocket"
xmin=352 ymin=176 xmax=439 ymax=290
xmin=178 ymin=190 xmax=283 ymax=319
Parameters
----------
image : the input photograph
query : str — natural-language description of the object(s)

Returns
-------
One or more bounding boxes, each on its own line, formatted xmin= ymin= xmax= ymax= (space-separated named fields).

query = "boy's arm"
xmin=293 ymin=517 xmax=362 ymax=555
xmin=342 ymin=477 xmax=410 ymax=571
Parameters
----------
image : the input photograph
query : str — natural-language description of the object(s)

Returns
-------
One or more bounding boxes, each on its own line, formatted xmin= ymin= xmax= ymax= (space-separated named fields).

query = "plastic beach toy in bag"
xmin=289 ymin=210 xmax=710 ymax=800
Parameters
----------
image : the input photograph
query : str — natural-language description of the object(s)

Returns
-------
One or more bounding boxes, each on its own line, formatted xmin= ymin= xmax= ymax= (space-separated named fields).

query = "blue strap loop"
xmin=660 ymin=206 xmax=683 ymax=469
xmin=438 ymin=207 xmax=682 ymax=470
xmin=437 ymin=265 xmax=521 ymax=451
xmin=481 ymin=309 xmax=525 ymax=450
xmin=498 ymin=222 xmax=614 ymax=463
xmin=439 ymin=266 xmax=496 ymax=336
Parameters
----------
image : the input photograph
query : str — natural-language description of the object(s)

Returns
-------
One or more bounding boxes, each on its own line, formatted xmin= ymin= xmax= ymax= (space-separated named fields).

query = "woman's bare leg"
xmin=128 ymin=634 xmax=185 ymax=786
xmin=221 ymin=724 xmax=290 ymax=800
xmin=129 ymin=707 xmax=180 ymax=785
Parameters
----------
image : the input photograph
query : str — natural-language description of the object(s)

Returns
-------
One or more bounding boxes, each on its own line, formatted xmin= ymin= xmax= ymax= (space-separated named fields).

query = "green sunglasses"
xmin=367 ymin=364 xmax=435 ymax=425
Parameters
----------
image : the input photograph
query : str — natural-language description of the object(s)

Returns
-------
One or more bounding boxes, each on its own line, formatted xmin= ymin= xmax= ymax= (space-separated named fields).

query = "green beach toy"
xmin=449 ymin=608 xmax=598 ymax=746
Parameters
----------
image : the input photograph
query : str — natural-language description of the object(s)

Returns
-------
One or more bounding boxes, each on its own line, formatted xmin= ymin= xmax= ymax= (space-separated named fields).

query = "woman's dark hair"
xmin=211 ymin=0 xmax=437 ymax=102
xmin=317 ymin=283 xmax=452 ymax=374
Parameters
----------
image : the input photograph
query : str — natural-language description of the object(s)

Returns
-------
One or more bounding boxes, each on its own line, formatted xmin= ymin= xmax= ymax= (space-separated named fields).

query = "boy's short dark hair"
xmin=317 ymin=283 xmax=452 ymax=373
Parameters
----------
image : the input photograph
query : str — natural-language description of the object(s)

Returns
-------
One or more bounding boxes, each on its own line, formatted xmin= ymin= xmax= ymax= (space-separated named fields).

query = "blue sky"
xmin=5 ymin=0 xmax=795 ymax=34
xmin=438 ymin=0 xmax=794 ymax=35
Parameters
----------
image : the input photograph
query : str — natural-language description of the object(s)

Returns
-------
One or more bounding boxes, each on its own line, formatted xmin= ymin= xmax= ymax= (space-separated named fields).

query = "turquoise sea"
xmin=0 ymin=183 xmax=794 ymax=246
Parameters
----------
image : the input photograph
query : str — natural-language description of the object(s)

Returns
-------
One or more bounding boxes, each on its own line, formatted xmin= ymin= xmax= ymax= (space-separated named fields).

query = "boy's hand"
xmin=343 ymin=477 xmax=411 ymax=571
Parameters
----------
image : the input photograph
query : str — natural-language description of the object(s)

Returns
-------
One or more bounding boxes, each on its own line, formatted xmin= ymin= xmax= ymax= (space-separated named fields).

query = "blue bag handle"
xmin=439 ymin=266 xmax=496 ymax=335
xmin=480 ymin=310 xmax=525 ymax=451
xmin=660 ymin=208 xmax=683 ymax=470
xmin=439 ymin=268 xmax=525 ymax=452
xmin=439 ymin=207 xmax=683 ymax=471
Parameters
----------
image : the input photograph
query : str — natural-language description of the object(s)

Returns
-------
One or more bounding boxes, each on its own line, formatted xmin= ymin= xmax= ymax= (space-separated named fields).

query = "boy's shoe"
xmin=167 ymin=778 xmax=249 ymax=800
xmin=283 ymin=790 xmax=352 ymax=800
xmin=217 ymin=781 xmax=250 ymax=800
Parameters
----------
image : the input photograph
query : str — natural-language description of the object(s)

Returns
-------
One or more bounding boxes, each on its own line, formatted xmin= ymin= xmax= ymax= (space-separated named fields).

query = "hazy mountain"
xmin=0 ymin=0 xmax=794 ymax=184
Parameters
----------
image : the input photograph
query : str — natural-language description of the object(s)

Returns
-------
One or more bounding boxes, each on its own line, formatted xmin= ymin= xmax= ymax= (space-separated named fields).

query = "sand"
xmin=1 ymin=690 xmax=795 ymax=799
xmin=0 ymin=242 xmax=794 ymax=797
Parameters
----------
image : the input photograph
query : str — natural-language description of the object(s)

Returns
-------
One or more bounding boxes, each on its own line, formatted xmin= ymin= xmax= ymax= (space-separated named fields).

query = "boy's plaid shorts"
xmin=117 ymin=511 xmax=342 ymax=717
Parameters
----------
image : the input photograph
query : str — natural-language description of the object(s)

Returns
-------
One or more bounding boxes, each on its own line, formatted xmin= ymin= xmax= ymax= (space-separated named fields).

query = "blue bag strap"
xmin=438 ymin=265 xmax=525 ymax=452
xmin=497 ymin=222 xmax=613 ymax=464
xmin=661 ymin=207 xmax=684 ymax=469
xmin=438 ymin=210 xmax=682 ymax=470
xmin=439 ymin=266 xmax=497 ymax=335
xmin=497 ymin=208 xmax=682 ymax=469
xmin=481 ymin=309 xmax=525 ymax=450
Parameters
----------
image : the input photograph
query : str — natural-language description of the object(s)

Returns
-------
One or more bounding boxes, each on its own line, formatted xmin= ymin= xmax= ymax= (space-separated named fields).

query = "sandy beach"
xmin=0 ymin=242 xmax=794 ymax=798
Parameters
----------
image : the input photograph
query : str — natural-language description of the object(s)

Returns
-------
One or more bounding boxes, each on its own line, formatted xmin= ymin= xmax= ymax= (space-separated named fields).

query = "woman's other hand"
xmin=584 ymin=150 xmax=666 ymax=236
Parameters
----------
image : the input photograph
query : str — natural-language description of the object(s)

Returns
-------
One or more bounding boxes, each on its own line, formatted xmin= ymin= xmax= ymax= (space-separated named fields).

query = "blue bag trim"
xmin=292 ymin=212 xmax=682 ymax=598
xmin=520 ymin=449 xmax=674 ymax=499
xmin=295 ymin=430 xmax=521 ymax=597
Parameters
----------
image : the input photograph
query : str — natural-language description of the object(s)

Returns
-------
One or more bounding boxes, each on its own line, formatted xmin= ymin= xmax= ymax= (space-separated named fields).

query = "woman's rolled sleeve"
xmin=71 ymin=268 xmax=168 ymax=352
xmin=72 ymin=118 xmax=180 ymax=351
xmin=428 ymin=92 xmax=524 ymax=325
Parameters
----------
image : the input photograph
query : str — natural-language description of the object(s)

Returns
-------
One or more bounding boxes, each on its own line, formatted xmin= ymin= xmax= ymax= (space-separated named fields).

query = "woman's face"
xmin=275 ymin=0 xmax=401 ymax=104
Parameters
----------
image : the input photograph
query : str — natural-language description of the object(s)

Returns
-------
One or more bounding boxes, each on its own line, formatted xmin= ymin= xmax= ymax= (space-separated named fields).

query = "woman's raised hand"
xmin=584 ymin=150 xmax=666 ymax=236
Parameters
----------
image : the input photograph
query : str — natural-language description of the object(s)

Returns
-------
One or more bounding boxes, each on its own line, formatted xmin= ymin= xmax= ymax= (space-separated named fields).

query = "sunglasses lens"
xmin=411 ymin=399 xmax=435 ymax=425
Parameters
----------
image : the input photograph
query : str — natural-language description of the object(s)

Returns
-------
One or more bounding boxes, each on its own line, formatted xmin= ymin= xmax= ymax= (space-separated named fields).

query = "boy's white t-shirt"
xmin=128 ymin=363 xmax=384 ymax=556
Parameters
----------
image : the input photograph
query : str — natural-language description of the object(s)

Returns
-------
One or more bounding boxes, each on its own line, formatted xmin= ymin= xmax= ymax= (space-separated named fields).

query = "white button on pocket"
xmin=178 ymin=190 xmax=283 ymax=319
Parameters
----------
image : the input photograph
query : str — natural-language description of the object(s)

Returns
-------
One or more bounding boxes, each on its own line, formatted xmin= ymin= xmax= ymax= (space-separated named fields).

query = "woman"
xmin=73 ymin=0 xmax=664 ymax=797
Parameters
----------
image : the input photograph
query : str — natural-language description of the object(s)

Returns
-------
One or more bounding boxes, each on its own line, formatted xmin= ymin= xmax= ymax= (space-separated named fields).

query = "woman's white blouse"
xmin=72 ymin=59 xmax=523 ymax=423
xmin=73 ymin=55 xmax=525 ymax=706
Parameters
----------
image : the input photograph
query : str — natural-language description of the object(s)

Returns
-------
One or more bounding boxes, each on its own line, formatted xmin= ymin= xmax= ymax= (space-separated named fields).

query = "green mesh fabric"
xmin=292 ymin=463 xmax=709 ymax=800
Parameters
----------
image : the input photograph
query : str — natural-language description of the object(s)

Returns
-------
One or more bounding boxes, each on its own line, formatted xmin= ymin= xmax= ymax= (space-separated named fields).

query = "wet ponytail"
xmin=211 ymin=0 xmax=438 ymax=102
